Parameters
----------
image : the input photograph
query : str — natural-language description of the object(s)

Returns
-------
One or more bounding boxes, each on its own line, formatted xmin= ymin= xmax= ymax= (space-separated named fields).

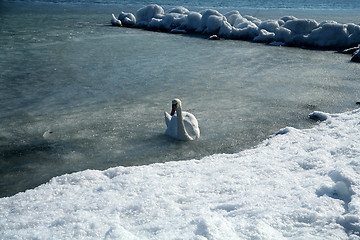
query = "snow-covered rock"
xmin=110 ymin=13 xmax=122 ymax=26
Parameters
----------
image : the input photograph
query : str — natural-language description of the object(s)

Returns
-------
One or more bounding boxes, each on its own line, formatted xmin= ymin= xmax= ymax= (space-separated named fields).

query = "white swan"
xmin=164 ymin=98 xmax=200 ymax=141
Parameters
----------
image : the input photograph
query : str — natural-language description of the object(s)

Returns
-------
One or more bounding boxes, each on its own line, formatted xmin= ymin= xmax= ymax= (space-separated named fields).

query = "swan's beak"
xmin=170 ymin=104 xmax=177 ymax=116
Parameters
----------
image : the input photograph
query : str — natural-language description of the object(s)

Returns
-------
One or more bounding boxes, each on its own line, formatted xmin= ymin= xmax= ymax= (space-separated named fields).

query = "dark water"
xmin=3 ymin=0 xmax=360 ymax=9
xmin=0 ymin=1 xmax=359 ymax=197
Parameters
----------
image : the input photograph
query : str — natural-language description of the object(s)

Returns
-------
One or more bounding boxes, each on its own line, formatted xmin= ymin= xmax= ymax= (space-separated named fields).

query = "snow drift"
xmin=1 ymin=108 xmax=360 ymax=239
xmin=111 ymin=4 xmax=360 ymax=50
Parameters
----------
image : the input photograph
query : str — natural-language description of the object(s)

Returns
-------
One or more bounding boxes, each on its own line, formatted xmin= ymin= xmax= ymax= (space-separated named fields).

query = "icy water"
xmin=1 ymin=1 xmax=360 ymax=197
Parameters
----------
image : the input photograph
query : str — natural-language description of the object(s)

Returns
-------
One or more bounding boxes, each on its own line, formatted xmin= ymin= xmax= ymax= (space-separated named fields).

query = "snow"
xmin=308 ymin=111 xmax=329 ymax=121
xmin=112 ymin=4 xmax=360 ymax=50
xmin=135 ymin=4 xmax=164 ymax=27
xmin=118 ymin=12 xmax=136 ymax=27
xmin=110 ymin=13 xmax=122 ymax=26
xmin=1 ymin=107 xmax=360 ymax=239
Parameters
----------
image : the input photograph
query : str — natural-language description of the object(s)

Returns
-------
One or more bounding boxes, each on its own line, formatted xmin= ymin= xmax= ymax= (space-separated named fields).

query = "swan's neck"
xmin=176 ymin=106 xmax=192 ymax=141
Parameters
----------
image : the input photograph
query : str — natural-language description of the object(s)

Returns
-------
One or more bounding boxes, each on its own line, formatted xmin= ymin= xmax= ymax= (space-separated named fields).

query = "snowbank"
xmin=112 ymin=4 xmax=360 ymax=50
xmin=1 ymin=108 xmax=360 ymax=239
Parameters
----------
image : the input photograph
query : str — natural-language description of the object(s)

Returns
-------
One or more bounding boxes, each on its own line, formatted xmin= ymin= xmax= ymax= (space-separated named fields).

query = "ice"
xmin=253 ymin=29 xmax=275 ymax=42
xmin=166 ymin=6 xmax=189 ymax=15
xmin=200 ymin=9 xmax=224 ymax=33
xmin=135 ymin=4 xmax=165 ymax=27
xmin=1 ymin=108 xmax=360 ymax=239
xmin=352 ymin=49 xmax=360 ymax=62
xmin=258 ymin=20 xmax=282 ymax=33
xmin=307 ymin=22 xmax=350 ymax=49
xmin=180 ymin=11 xmax=202 ymax=32
xmin=118 ymin=12 xmax=136 ymax=27
xmin=309 ymin=111 xmax=329 ymax=121
xmin=282 ymin=18 xmax=319 ymax=34
xmin=110 ymin=13 xmax=122 ymax=26
xmin=112 ymin=4 xmax=360 ymax=50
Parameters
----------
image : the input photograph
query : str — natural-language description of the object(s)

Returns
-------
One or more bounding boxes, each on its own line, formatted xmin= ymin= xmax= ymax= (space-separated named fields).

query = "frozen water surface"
xmin=1 ymin=104 xmax=360 ymax=239
xmin=1 ymin=1 xmax=360 ymax=239
xmin=0 ymin=2 xmax=359 ymax=197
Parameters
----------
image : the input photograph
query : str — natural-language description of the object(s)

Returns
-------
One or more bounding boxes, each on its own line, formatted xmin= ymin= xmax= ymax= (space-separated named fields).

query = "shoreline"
xmin=1 ymin=107 xmax=359 ymax=239
xmin=1 ymin=0 xmax=359 ymax=198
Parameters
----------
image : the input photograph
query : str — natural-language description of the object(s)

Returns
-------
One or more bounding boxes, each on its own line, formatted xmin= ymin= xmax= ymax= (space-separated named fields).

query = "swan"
xmin=164 ymin=98 xmax=200 ymax=141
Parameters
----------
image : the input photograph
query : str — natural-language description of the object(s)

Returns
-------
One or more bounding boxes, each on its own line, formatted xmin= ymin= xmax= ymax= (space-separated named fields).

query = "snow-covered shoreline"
xmin=1 ymin=108 xmax=359 ymax=239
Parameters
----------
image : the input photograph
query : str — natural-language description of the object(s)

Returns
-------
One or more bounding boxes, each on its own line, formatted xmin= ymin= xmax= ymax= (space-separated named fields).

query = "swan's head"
xmin=170 ymin=98 xmax=182 ymax=116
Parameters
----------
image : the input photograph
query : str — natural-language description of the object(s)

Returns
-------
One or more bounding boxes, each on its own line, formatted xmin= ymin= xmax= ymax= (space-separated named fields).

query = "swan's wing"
xmin=183 ymin=111 xmax=199 ymax=127
xmin=165 ymin=113 xmax=178 ymax=139
xmin=164 ymin=112 xmax=171 ymax=127
xmin=183 ymin=111 xmax=200 ymax=139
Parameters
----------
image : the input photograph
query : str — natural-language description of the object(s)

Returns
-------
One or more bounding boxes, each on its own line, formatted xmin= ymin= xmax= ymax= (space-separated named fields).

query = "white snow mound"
xmin=111 ymin=4 xmax=360 ymax=50
xmin=1 ymin=108 xmax=360 ymax=239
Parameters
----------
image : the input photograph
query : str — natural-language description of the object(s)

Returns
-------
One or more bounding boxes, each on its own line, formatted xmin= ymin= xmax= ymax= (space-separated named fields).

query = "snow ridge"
xmin=111 ymin=4 xmax=360 ymax=50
